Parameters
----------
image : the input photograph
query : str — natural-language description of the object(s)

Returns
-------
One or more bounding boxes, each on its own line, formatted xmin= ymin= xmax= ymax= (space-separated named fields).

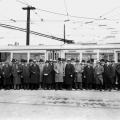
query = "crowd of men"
xmin=0 ymin=58 xmax=120 ymax=91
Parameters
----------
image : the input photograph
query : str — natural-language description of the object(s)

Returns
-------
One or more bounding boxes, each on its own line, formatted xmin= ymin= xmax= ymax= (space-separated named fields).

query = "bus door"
xmin=47 ymin=50 xmax=60 ymax=60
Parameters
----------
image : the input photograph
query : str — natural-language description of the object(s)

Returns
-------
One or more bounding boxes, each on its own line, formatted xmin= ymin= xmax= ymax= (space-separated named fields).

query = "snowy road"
xmin=0 ymin=90 xmax=120 ymax=120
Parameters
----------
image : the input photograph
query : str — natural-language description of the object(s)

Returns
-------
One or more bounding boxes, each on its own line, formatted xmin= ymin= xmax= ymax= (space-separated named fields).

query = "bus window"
xmin=99 ymin=53 xmax=114 ymax=61
xmin=0 ymin=52 xmax=11 ymax=62
xmin=13 ymin=53 xmax=27 ymax=61
xmin=30 ymin=53 xmax=45 ymax=61
xmin=82 ymin=53 xmax=97 ymax=61
xmin=65 ymin=53 xmax=80 ymax=60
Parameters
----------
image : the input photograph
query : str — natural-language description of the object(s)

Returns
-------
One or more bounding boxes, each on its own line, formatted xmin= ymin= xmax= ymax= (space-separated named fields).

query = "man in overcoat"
xmin=54 ymin=58 xmax=64 ymax=90
xmin=84 ymin=60 xmax=94 ymax=90
xmin=21 ymin=61 xmax=30 ymax=89
xmin=2 ymin=62 xmax=12 ymax=90
xmin=29 ymin=60 xmax=40 ymax=90
xmin=65 ymin=59 xmax=75 ymax=90
xmin=38 ymin=59 xmax=45 ymax=89
xmin=94 ymin=61 xmax=104 ymax=90
xmin=103 ymin=60 xmax=113 ymax=91
xmin=43 ymin=60 xmax=53 ymax=89
xmin=12 ymin=60 xmax=22 ymax=90
xmin=74 ymin=60 xmax=83 ymax=90
xmin=0 ymin=63 xmax=3 ymax=89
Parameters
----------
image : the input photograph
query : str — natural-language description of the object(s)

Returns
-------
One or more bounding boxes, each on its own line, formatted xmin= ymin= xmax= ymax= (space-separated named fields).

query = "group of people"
xmin=0 ymin=57 xmax=120 ymax=91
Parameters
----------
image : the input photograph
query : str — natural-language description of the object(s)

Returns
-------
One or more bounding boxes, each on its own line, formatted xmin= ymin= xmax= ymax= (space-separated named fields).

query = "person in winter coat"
xmin=49 ymin=59 xmax=55 ymax=89
xmin=109 ymin=60 xmax=116 ymax=89
xmin=74 ymin=60 xmax=83 ymax=90
xmin=43 ymin=60 xmax=53 ymax=89
xmin=0 ymin=63 xmax=3 ymax=89
xmin=115 ymin=62 xmax=120 ymax=90
xmin=103 ymin=60 xmax=114 ymax=91
xmin=65 ymin=59 xmax=75 ymax=90
xmin=84 ymin=60 xmax=94 ymax=90
xmin=12 ymin=61 xmax=22 ymax=90
xmin=94 ymin=61 xmax=104 ymax=90
xmin=2 ymin=62 xmax=12 ymax=90
xmin=38 ymin=59 xmax=45 ymax=89
xmin=21 ymin=62 xmax=30 ymax=89
xmin=29 ymin=60 xmax=40 ymax=90
xmin=54 ymin=59 xmax=64 ymax=90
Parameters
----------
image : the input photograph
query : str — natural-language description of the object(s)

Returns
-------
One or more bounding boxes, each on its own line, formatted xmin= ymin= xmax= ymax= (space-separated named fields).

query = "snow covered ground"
xmin=0 ymin=90 xmax=120 ymax=120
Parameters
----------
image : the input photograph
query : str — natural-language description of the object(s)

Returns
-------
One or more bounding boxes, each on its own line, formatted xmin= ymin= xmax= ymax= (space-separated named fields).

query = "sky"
xmin=0 ymin=0 xmax=120 ymax=46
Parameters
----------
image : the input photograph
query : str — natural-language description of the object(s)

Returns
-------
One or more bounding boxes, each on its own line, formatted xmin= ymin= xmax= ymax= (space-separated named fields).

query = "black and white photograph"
xmin=0 ymin=0 xmax=120 ymax=120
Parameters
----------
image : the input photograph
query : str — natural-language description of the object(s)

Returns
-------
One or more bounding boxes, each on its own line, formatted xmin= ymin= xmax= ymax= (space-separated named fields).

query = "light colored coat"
xmin=54 ymin=62 xmax=64 ymax=82
xmin=74 ymin=63 xmax=83 ymax=82
xmin=38 ymin=63 xmax=45 ymax=82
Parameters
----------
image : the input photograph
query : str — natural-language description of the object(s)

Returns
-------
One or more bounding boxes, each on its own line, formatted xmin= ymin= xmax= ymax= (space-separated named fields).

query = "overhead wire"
xmin=0 ymin=23 xmax=74 ymax=43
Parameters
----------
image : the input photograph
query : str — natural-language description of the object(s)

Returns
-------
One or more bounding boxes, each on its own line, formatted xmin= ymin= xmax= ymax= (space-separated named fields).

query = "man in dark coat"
xmin=115 ymin=62 xmax=120 ymax=90
xmin=21 ymin=61 xmax=30 ymax=89
xmin=109 ymin=60 xmax=116 ymax=89
xmin=29 ymin=60 xmax=40 ymax=90
xmin=103 ymin=60 xmax=113 ymax=91
xmin=84 ymin=60 xmax=94 ymax=90
xmin=2 ymin=62 xmax=12 ymax=90
xmin=65 ymin=59 xmax=75 ymax=90
xmin=49 ymin=59 xmax=55 ymax=89
xmin=43 ymin=60 xmax=53 ymax=89
xmin=0 ymin=63 xmax=3 ymax=89
xmin=12 ymin=60 xmax=22 ymax=90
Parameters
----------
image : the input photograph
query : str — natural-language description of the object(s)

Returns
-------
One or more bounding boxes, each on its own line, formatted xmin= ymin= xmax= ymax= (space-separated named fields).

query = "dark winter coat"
xmin=94 ymin=65 xmax=104 ymax=85
xmin=12 ymin=64 xmax=22 ymax=85
xmin=43 ymin=64 xmax=53 ymax=84
xmin=84 ymin=65 xmax=94 ymax=84
xmin=21 ymin=64 xmax=30 ymax=84
xmin=65 ymin=63 xmax=75 ymax=85
xmin=29 ymin=64 xmax=40 ymax=84
xmin=0 ymin=68 xmax=3 ymax=85
xmin=2 ymin=65 xmax=12 ymax=85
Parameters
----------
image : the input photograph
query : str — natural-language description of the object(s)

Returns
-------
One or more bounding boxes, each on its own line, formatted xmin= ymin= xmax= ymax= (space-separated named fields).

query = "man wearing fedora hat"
xmin=65 ymin=59 xmax=75 ymax=90
xmin=38 ymin=59 xmax=45 ymax=89
xmin=84 ymin=60 xmax=94 ymax=90
xmin=43 ymin=60 xmax=53 ymax=90
xmin=11 ymin=60 xmax=22 ymax=90
xmin=94 ymin=61 xmax=104 ymax=91
xmin=29 ymin=60 xmax=40 ymax=90
xmin=54 ymin=58 xmax=64 ymax=90
xmin=74 ymin=59 xmax=83 ymax=90
xmin=2 ymin=62 xmax=12 ymax=90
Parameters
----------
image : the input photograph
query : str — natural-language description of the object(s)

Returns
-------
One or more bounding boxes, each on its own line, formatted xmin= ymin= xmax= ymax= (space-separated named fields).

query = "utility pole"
xmin=22 ymin=6 xmax=35 ymax=46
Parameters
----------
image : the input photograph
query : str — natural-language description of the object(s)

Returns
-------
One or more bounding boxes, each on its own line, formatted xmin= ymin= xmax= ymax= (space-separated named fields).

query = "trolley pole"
xmin=64 ymin=24 xmax=65 ymax=44
xmin=22 ymin=6 xmax=35 ymax=46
